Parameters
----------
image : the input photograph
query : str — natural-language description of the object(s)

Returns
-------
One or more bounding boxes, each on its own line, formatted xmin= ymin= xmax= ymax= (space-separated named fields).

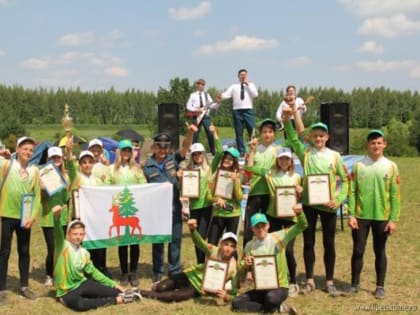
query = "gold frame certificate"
xmin=39 ymin=161 xmax=67 ymax=196
xmin=20 ymin=193 xmax=34 ymax=227
xmin=253 ymin=255 xmax=279 ymax=290
xmin=214 ymin=170 xmax=234 ymax=199
xmin=72 ymin=189 xmax=80 ymax=219
xmin=307 ymin=174 xmax=331 ymax=205
xmin=201 ymin=258 xmax=229 ymax=293
xmin=181 ymin=169 xmax=200 ymax=198
xmin=275 ymin=186 xmax=297 ymax=217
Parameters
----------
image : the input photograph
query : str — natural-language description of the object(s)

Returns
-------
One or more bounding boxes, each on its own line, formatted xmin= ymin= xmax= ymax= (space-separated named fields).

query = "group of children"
xmin=0 ymin=93 xmax=400 ymax=313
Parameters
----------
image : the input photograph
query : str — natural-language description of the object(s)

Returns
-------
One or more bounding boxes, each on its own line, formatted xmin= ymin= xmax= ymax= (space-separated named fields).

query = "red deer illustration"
xmin=108 ymin=194 xmax=142 ymax=239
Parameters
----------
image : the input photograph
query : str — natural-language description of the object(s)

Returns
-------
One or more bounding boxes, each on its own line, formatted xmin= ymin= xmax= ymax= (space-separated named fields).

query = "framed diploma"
xmin=20 ymin=193 xmax=34 ymax=227
xmin=202 ymin=258 xmax=229 ymax=293
xmin=214 ymin=170 xmax=234 ymax=199
xmin=39 ymin=161 xmax=67 ymax=196
xmin=72 ymin=189 xmax=80 ymax=219
xmin=181 ymin=169 xmax=200 ymax=198
xmin=307 ymin=174 xmax=331 ymax=205
xmin=253 ymin=255 xmax=279 ymax=290
xmin=275 ymin=186 xmax=297 ymax=217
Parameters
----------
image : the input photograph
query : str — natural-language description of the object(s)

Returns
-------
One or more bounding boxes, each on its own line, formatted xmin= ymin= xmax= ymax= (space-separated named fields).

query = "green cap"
xmin=223 ymin=147 xmax=240 ymax=159
xmin=258 ymin=118 xmax=276 ymax=131
xmin=367 ymin=129 xmax=385 ymax=140
xmin=118 ymin=139 xmax=133 ymax=149
xmin=310 ymin=122 xmax=329 ymax=132
xmin=251 ymin=213 xmax=268 ymax=227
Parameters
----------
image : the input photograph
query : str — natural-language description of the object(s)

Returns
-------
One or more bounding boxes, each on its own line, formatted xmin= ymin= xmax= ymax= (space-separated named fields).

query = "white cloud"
xmin=195 ymin=35 xmax=279 ymax=55
xmin=0 ymin=48 xmax=5 ymax=57
xmin=21 ymin=57 xmax=50 ymax=70
xmin=169 ymin=1 xmax=211 ymax=20
xmin=355 ymin=41 xmax=384 ymax=54
xmin=340 ymin=0 xmax=420 ymax=17
xmin=57 ymin=32 xmax=94 ymax=46
xmin=105 ymin=66 xmax=128 ymax=77
xmin=287 ymin=56 xmax=312 ymax=67
xmin=336 ymin=59 xmax=415 ymax=73
xmin=102 ymin=29 xmax=124 ymax=47
xmin=359 ymin=14 xmax=420 ymax=37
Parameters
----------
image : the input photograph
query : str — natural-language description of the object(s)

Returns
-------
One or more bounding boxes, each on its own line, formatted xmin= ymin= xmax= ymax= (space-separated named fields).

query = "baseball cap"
xmin=367 ymin=129 xmax=385 ymax=141
xmin=78 ymin=150 xmax=94 ymax=161
xmin=190 ymin=143 xmax=206 ymax=154
xmin=258 ymin=118 xmax=276 ymax=131
xmin=221 ymin=232 xmax=238 ymax=244
xmin=223 ymin=147 xmax=240 ymax=159
xmin=88 ymin=139 xmax=103 ymax=149
xmin=153 ymin=133 xmax=171 ymax=144
xmin=251 ymin=213 xmax=268 ymax=227
xmin=118 ymin=139 xmax=133 ymax=149
xmin=277 ymin=147 xmax=292 ymax=159
xmin=310 ymin=122 xmax=329 ymax=132
xmin=17 ymin=136 xmax=36 ymax=147
xmin=48 ymin=146 xmax=63 ymax=158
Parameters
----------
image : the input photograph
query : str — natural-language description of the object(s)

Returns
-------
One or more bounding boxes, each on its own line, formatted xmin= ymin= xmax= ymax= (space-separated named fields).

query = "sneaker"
xmin=374 ymin=287 xmax=385 ymax=299
xmin=279 ymin=303 xmax=298 ymax=315
xmin=120 ymin=273 xmax=129 ymax=286
xmin=299 ymin=282 xmax=315 ymax=295
xmin=0 ymin=290 xmax=7 ymax=306
xmin=120 ymin=289 xmax=142 ymax=303
xmin=20 ymin=287 xmax=37 ymax=300
xmin=128 ymin=273 xmax=139 ymax=287
xmin=325 ymin=284 xmax=341 ymax=297
xmin=345 ymin=285 xmax=360 ymax=295
xmin=288 ymin=283 xmax=299 ymax=298
xmin=44 ymin=275 xmax=54 ymax=287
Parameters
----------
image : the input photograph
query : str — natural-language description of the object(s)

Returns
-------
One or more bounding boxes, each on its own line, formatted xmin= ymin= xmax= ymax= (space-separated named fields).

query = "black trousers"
xmin=42 ymin=226 xmax=67 ymax=277
xmin=243 ymin=194 xmax=270 ymax=248
xmin=232 ymin=288 xmax=289 ymax=313
xmin=0 ymin=217 xmax=31 ymax=289
xmin=150 ymin=272 xmax=198 ymax=302
xmin=190 ymin=206 xmax=212 ymax=263
xmin=118 ymin=244 xmax=139 ymax=274
xmin=208 ymin=216 xmax=240 ymax=246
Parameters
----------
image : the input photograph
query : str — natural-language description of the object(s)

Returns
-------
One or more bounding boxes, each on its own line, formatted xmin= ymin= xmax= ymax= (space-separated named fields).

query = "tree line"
xmin=0 ymin=78 xmax=419 ymax=155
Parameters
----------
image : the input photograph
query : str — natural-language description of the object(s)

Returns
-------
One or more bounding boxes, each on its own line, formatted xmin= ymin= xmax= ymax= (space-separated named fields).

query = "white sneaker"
xmin=44 ymin=275 xmax=54 ymax=287
xmin=288 ymin=283 xmax=299 ymax=297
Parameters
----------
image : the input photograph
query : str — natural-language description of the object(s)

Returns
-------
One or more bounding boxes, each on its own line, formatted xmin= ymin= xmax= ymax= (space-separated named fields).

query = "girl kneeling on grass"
xmin=140 ymin=218 xmax=238 ymax=304
xmin=53 ymin=208 xmax=141 ymax=312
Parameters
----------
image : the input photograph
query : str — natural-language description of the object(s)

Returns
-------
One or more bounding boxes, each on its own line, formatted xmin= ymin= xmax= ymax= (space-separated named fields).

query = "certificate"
xmin=214 ymin=170 xmax=234 ymax=199
xmin=39 ymin=161 xmax=67 ymax=196
xmin=275 ymin=186 xmax=297 ymax=217
xmin=307 ymin=174 xmax=331 ymax=205
xmin=253 ymin=255 xmax=279 ymax=290
xmin=202 ymin=258 xmax=229 ymax=293
xmin=72 ymin=189 xmax=80 ymax=219
xmin=181 ymin=169 xmax=200 ymax=198
xmin=20 ymin=193 xmax=34 ymax=227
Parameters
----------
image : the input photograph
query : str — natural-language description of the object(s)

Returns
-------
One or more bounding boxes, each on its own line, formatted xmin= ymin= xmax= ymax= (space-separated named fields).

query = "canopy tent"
xmin=29 ymin=141 xmax=53 ymax=165
xmin=116 ymin=128 xmax=144 ymax=142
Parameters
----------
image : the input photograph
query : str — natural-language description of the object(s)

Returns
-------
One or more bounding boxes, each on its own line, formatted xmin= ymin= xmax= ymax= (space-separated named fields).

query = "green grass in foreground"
xmin=1 ymin=158 xmax=419 ymax=314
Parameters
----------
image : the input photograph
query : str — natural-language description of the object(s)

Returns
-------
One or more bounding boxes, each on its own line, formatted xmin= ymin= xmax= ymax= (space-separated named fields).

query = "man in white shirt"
xmin=276 ymin=85 xmax=307 ymax=129
xmin=186 ymin=79 xmax=218 ymax=155
xmin=217 ymin=69 xmax=259 ymax=156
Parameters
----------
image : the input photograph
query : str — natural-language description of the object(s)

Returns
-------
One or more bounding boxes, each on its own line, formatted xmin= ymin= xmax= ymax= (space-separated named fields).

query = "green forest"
xmin=1 ymin=77 xmax=420 ymax=156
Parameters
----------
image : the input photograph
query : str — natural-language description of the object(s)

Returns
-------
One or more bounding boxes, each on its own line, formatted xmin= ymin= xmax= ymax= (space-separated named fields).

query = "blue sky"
xmin=1 ymin=0 xmax=419 ymax=92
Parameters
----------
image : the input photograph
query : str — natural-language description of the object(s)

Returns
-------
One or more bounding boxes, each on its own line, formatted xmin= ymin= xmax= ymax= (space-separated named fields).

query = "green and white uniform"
xmin=110 ymin=164 xmax=146 ymax=185
xmin=248 ymin=143 xmax=278 ymax=196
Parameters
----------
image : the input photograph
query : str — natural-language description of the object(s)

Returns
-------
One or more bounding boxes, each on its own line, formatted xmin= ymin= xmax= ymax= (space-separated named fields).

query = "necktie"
xmin=240 ymin=84 xmax=245 ymax=100
xmin=199 ymin=93 xmax=203 ymax=107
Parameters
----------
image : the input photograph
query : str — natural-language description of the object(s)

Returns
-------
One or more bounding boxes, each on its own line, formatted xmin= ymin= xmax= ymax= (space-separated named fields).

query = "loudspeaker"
xmin=320 ymin=102 xmax=349 ymax=155
xmin=158 ymin=103 xmax=180 ymax=150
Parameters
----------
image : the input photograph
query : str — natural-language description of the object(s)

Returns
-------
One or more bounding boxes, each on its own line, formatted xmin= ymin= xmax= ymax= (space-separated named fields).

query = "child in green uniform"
xmin=53 ymin=211 xmax=141 ymax=311
xmin=207 ymin=147 xmax=243 ymax=246
xmin=283 ymin=107 xmax=349 ymax=296
xmin=180 ymin=142 xmax=212 ymax=264
xmin=246 ymin=147 xmax=302 ymax=297
xmin=110 ymin=139 xmax=147 ymax=287
xmin=140 ymin=218 xmax=238 ymax=304
xmin=0 ymin=137 xmax=42 ymax=303
xmin=347 ymin=130 xmax=400 ymax=299
xmin=232 ymin=211 xmax=307 ymax=313
xmin=41 ymin=146 xmax=70 ymax=287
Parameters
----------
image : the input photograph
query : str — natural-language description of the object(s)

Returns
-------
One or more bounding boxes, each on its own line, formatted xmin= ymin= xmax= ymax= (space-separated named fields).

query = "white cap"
xmin=88 ymin=138 xmax=103 ymax=149
xmin=78 ymin=150 xmax=94 ymax=160
xmin=277 ymin=147 xmax=292 ymax=158
xmin=48 ymin=146 xmax=63 ymax=158
xmin=190 ymin=143 xmax=206 ymax=153
xmin=221 ymin=232 xmax=238 ymax=243
xmin=17 ymin=136 xmax=36 ymax=147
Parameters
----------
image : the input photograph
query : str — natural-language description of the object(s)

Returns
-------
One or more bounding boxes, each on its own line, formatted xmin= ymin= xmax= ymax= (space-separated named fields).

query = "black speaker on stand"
xmin=158 ymin=103 xmax=180 ymax=151
xmin=320 ymin=102 xmax=349 ymax=155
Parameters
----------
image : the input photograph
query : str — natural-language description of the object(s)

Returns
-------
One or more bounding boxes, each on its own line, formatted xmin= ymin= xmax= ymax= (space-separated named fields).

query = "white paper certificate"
xmin=214 ymin=170 xmax=234 ymax=199
xmin=72 ymin=189 xmax=80 ymax=219
xmin=39 ymin=162 xmax=67 ymax=196
xmin=307 ymin=174 xmax=331 ymax=205
xmin=202 ymin=259 xmax=229 ymax=293
xmin=181 ymin=169 xmax=200 ymax=198
xmin=275 ymin=186 xmax=297 ymax=217
xmin=253 ymin=255 xmax=279 ymax=290
xmin=20 ymin=193 xmax=34 ymax=227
